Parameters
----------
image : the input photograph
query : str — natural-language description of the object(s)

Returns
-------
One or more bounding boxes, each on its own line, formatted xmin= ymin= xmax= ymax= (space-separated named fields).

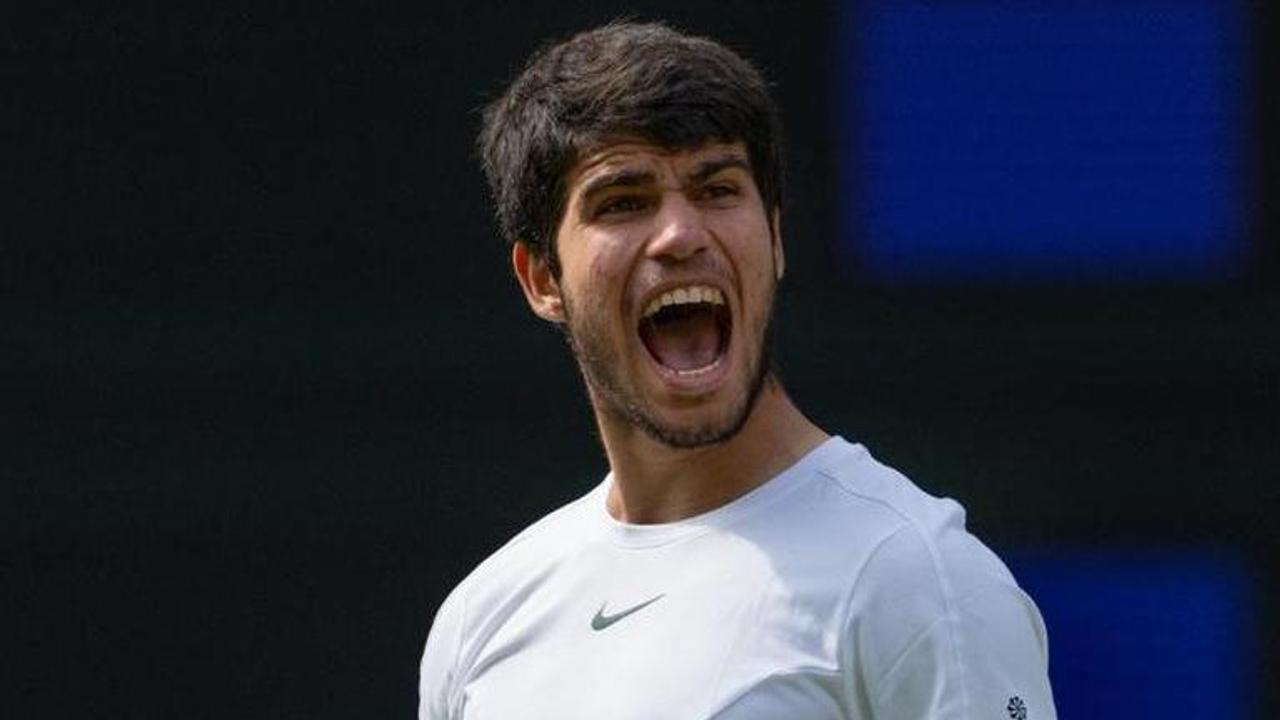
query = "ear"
xmin=770 ymin=209 xmax=785 ymax=281
xmin=512 ymin=241 xmax=565 ymax=323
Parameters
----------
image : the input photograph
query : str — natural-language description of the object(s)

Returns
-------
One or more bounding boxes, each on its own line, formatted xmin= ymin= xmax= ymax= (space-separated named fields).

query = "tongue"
xmin=640 ymin=307 xmax=722 ymax=372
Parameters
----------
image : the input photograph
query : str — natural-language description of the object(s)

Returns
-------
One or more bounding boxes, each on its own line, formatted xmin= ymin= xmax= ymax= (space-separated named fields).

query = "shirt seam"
xmin=819 ymin=466 xmax=973 ymax=719
xmin=834 ymin=521 xmax=915 ymax=711
xmin=871 ymin=612 xmax=951 ymax=690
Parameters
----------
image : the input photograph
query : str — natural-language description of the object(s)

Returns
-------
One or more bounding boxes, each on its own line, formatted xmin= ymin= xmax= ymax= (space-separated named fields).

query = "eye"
xmin=700 ymin=182 xmax=740 ymax=205
xmin=594 ymin=194 xmax=649 ymax=218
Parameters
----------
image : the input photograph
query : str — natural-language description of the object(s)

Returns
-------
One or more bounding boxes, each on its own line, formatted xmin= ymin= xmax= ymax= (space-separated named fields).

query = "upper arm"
xmin=419 ymin=586 xmax=467 ymax=720
xmin=845 ymin=525 xmax=1056 ymax=720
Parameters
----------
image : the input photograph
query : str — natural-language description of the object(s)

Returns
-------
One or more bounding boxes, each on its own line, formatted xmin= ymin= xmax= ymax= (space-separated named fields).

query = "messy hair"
xmin=478 ymin=21 xmax=784 ymax=276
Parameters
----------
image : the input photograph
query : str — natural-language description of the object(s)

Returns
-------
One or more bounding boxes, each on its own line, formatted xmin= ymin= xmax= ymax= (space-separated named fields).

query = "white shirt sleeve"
xmin=419 ymin=585 xmax=466 ymax=720
xmin=848 ymin=524 xmax=1057 ymax=720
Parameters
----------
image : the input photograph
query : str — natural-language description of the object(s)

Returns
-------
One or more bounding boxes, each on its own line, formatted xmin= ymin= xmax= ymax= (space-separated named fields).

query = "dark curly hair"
xmin=478 ymin=21 xmax=784 ymax=277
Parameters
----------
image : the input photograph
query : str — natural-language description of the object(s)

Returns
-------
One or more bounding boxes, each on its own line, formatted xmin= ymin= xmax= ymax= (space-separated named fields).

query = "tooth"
xmin=644 ymin=286 xmax=726 ymax=317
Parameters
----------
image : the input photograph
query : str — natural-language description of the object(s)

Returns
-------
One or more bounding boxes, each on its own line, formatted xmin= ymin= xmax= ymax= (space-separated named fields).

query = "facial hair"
xmin=559 ymin=279 xmax=776 ymax=449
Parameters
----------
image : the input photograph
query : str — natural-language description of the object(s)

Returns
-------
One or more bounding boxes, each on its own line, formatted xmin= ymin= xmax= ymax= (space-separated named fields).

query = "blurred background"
xmin=4 ymin=1 xmax=1276 ymax=717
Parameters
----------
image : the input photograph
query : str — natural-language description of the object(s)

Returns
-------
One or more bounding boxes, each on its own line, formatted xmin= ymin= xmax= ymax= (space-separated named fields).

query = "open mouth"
xmin=637 ymin=285 xmax=732 ymax=376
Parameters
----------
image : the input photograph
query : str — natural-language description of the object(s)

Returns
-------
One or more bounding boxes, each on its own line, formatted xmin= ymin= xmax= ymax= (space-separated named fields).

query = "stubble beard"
xmin=559 ymin=284 xmax=776 ymax=450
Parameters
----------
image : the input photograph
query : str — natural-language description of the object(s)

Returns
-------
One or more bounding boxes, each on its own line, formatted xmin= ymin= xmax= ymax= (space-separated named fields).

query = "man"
xmin=421 ymin=21 xmax=1056 ymax=719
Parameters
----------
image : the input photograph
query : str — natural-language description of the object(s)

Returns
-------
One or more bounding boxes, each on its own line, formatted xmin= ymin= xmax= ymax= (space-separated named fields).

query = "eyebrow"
xmin=578 ymin=169 xmax=656 ymax=202
xmin=576 ymin=152 xmax=752 ymax=203
xmin=688 ymin=155 xmax=751 ymax=185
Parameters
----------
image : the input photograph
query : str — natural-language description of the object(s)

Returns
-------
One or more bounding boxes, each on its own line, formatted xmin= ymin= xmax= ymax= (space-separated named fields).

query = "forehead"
xmin=565 ymin=140 xmax=750 ymax=191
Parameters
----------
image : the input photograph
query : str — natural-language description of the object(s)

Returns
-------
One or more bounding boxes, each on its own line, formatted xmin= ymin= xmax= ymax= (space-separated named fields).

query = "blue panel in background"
xmin=1006 ymin=549 xmax=1254 ymax=719
xmin=842 ymin=2 xmax=1248 ymax=284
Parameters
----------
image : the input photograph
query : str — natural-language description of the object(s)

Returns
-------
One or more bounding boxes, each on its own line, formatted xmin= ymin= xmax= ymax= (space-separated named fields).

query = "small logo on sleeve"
xmin=1006 ymin=696 xmax=1028 ymax=720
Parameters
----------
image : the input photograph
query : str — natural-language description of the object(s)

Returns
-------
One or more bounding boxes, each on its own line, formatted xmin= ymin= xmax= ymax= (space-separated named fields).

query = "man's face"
xmin=536 ymin=140 xmax=783 ymax=448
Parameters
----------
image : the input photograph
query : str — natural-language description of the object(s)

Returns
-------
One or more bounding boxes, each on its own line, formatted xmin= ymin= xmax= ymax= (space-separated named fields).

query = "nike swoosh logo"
xmin=590 ymin=593 xmax=666 ymax=631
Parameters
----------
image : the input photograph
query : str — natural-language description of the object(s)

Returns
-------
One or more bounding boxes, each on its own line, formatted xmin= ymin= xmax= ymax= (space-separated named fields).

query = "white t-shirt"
xmin=420 ymin=437 xmax=1056 ymax=719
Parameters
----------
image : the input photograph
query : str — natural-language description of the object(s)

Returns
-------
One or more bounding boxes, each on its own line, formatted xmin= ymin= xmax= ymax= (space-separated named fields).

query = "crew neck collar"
xmin=591 ymin=435 xmax=851 ymax=549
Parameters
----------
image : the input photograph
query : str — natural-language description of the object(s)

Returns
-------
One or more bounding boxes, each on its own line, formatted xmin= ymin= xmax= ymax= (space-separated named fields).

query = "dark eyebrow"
xmin=575 ymin=153 xmax=751 ymax=205
xmin=578 ymin=169 xmax=656 ymax=202
xmin=688 ymin=155 xmax=750 ymax=185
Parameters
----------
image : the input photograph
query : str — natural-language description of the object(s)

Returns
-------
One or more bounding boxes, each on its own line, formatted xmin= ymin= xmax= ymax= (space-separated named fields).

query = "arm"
xmin=419 ymin=585 xmax=466 ymax=720
xmin=846 ymin=525 xmax=1057 ymax=719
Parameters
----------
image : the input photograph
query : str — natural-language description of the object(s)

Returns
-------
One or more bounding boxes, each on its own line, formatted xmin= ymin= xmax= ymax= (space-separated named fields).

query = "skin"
xmin=513 ymin=140 xmax=828 ymax=524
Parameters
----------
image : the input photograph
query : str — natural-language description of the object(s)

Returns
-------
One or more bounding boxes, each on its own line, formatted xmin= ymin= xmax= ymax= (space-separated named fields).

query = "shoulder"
xmin=743 ymin=438 xmax=1026 ymax=642
xmin=736 ymin=438 xmax=1013 ymax=588
xmin=805 ymin=439 xmax=1026 ymax=622
xmin=443 ymin=480 xmax=603 ymax=615
xmin=792 ymin=439 xmax=1017 ymax=594
xmin=419 ymin=482 xmax=604 ymax=717
xmin=808 ymin=440 xmax=1054 ymax=718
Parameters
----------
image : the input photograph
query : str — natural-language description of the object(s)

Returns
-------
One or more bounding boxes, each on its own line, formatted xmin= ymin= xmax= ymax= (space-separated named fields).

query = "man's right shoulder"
xmin=443 ymin=480 xmax=604 ymax=611
xmin=420 ymin=479 xmax=603 ymax=715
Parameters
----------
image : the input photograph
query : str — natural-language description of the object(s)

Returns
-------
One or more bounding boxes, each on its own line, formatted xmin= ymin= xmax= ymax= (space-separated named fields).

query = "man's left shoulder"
xmin=806 ymin=441 xmax=1055 ymax=717
xmin=790 ymin=438 xmax=1021 ymax=597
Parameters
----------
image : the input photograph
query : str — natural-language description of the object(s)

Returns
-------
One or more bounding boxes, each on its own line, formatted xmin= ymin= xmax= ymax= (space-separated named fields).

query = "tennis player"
xmin=420 ymin=21 xmax=1057 ymax=719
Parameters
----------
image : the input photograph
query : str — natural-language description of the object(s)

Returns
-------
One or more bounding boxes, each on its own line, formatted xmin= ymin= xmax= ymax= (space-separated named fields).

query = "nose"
xmin=644 ymin=192 xmax=709 ymax=264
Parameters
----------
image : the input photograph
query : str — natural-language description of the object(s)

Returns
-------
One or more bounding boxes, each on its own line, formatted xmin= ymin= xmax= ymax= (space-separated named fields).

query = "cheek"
xmin=584 ymin=255 xmax=614 ymax=293
xmin=582 ymin=236 xmax=633 ymax=295
xmin=561 ymin=241 xmax=631 ymax=323
xmin=721 ymin=218 xmax=777 ymax=284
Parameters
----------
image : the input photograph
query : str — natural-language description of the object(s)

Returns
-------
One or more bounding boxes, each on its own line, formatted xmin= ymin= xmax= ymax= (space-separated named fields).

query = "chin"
xmin=633 ymin=377 xmax=767 ymax=449
xmin=638 ymin=418 xmax=743 ymax=449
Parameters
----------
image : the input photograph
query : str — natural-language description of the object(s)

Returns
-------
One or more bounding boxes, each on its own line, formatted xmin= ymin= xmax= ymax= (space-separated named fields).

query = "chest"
xmin=454 ymin=541 xmax=860 ymax=719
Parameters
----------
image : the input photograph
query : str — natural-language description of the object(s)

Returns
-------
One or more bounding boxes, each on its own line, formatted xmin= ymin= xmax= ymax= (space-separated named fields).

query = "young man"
xmin=420 ymin=22 xmax=1056 ymax=719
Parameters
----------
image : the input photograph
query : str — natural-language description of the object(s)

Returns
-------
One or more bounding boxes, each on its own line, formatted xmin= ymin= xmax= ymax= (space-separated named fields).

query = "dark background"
xmin=5 ymin=2 xmax=1277 ymax=717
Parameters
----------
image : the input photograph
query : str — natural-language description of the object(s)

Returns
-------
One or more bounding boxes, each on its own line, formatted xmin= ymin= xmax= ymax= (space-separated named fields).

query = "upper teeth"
xmin=642 ymin=285 xmax=725 ymax=319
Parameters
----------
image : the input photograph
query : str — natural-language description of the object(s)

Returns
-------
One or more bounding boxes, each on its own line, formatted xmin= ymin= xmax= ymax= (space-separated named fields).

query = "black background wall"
xmin=5 ymin=3 xmax=1277 ymax=717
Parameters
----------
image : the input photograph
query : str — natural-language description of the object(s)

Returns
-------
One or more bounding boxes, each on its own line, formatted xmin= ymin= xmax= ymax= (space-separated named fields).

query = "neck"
xmin=597 ymin=377 xmax=829 ymax=524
